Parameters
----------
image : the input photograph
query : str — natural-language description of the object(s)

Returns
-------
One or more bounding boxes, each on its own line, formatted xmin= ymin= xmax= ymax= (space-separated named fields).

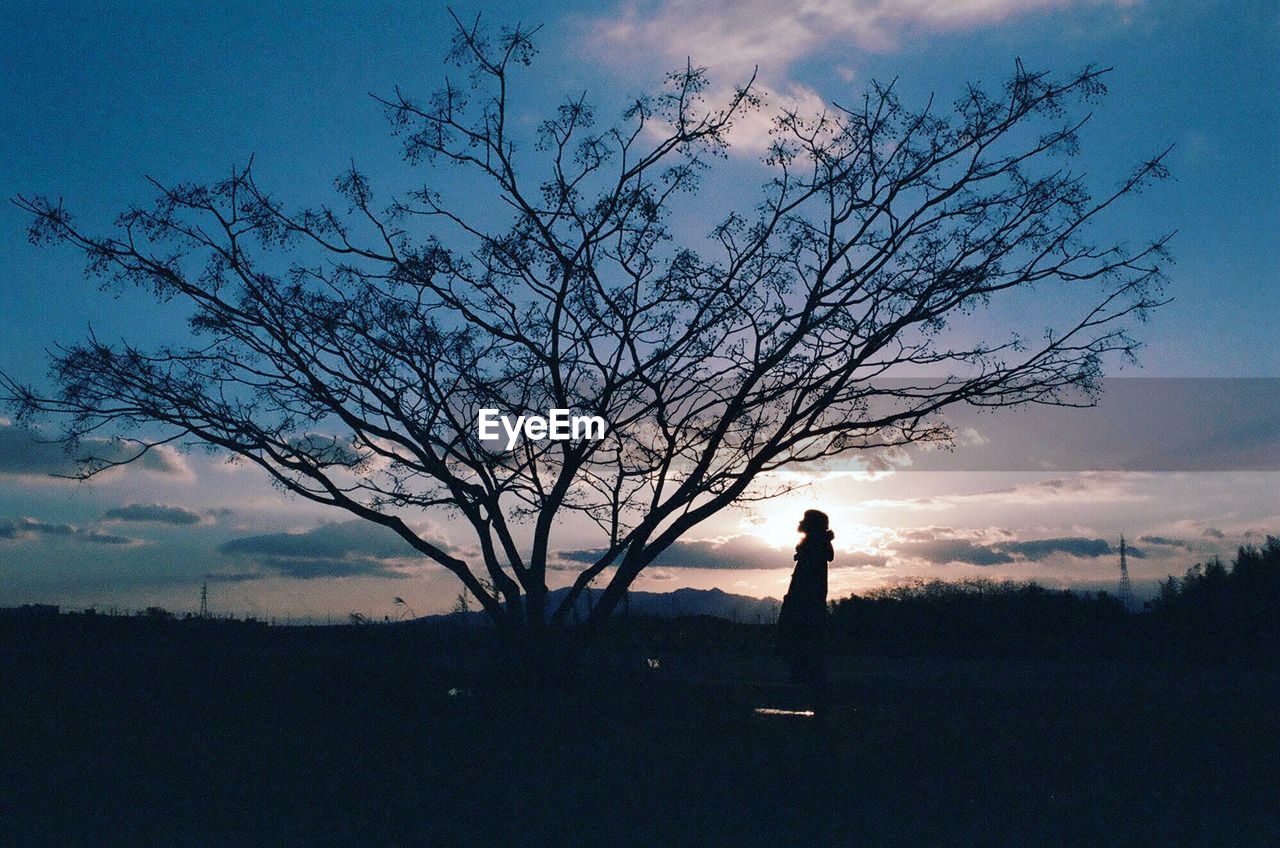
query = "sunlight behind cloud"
xmin=739 ymin=498 xmax=882 ymax=554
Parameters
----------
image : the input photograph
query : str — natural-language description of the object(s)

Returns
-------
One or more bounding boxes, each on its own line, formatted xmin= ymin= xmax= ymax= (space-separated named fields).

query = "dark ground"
xmin=1 ymin=614 xmax=1277 ymax=847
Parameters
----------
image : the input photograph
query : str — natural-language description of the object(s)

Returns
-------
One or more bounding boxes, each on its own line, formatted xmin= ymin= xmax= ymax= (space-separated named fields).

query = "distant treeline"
xmin=3 ymin=538 xmax=1276 ymax=670
xmin=1147 ymin=536 xmax=1280 ymax=665
xmin=829 ymin=536 xmax=1280 ymax=666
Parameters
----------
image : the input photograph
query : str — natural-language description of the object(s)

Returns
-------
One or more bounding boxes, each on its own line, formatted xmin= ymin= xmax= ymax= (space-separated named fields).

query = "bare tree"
xmin=5 ymin=16 xmax=1170 ymax=639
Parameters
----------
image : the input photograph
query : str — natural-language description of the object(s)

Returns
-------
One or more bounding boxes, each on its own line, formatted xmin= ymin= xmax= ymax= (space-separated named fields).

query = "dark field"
xmin=2 ymin=615 xmax=1277 ymax=847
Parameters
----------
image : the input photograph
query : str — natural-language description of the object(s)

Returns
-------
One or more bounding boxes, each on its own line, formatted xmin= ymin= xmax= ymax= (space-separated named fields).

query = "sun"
xmin=738 ymin=509 xmax=803 ymax=551
xmin=738 ymin=501 xmax=879 ymax=553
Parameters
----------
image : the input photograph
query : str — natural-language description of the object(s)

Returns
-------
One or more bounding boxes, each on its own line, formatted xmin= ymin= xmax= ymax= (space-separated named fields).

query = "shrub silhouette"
xmin=829 ymin=577 xmax=1130 ymax=660
xmin=829 ymin=539 xmax=1280 ymax=667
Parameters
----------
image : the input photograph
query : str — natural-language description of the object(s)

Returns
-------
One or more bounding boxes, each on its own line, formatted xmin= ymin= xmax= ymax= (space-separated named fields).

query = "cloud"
xmin=561 ymin=533 xmax=887 ymax=570
xmin=203 ymin=570 xmax=263 ymax=583
xmin=1139 ymin=535 xmax=1193 ymax=549
xmin=832 ymin=554 xmax=891 ymax=569
xmin=1005 ymin=537 xmax=1140 ymax=560
xmin=894 ymin=536 xmax=1015 ymax=566
xmin=895 ymin=525 xmax=1009 ymax=543
xmin=907 ymin=379 xmax=1280 ymax=473
xmin=865 ymin=473 xmax=1147 ymax=513
xmin=0 ymin=422 xmax=189 ymax=480
xmin=588 ymin=0 xmax=1125 ymax=78
xmin=583 ymin=0 xmax=1137 ymax=154
xmin=256 ymin=556 xmax=413 ymax=580
xmin=561 ymin=534 xmax=782 ymax=570
xmin=708 ymin=81 xmax=829 ymax=155
xmin=973 ymin=474 xmax=1148 ymax=505
xmin=0 ymin=517 xmax=138 ymax=546
xmin=586 ymin=0 xmax=1136 ymax=157
xmin=103 ymin=503 xmax=204 ymax=526
xmin=220 ymin=520 xmax=429 ymax=560
xmin=999 ymin=473 xmax=1144 ymax=504
xmin=1202 ymin=527 xmax=1225 ymax=539
xmin=889 ymin=527 xmax=1135 ymax=566
xmin=218 ymin=520 xmax=448 ymax=580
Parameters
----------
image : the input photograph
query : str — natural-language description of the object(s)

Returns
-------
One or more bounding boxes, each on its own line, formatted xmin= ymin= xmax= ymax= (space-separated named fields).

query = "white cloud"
xmin=590 ymin=0 xmax=1134 ymax=74
xmin=584 ymin=0 xmax=1136 ymax=153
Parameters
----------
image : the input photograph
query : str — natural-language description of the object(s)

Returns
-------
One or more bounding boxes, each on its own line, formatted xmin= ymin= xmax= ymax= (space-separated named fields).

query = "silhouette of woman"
xmin=777 ymin=509 xmax=833 ymax=688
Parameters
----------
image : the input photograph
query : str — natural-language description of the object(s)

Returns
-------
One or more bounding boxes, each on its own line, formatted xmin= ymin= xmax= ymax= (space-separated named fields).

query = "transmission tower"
xmin=1117 ymin=536 xmax=1134 ymax=612
xmin=199 ymin=580 xmax=209 ymax=618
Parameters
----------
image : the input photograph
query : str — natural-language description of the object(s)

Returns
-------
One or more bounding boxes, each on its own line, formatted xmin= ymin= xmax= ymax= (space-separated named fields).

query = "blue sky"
xmin=0 ymin=0 xmax=1276 ymax=619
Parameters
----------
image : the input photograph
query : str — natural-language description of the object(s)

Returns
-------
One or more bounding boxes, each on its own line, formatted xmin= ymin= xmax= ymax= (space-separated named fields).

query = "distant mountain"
xmin=554 ymin=586 xmax=781 ymax=623
xmin=427 ymin=586 xmax=781 ymax=625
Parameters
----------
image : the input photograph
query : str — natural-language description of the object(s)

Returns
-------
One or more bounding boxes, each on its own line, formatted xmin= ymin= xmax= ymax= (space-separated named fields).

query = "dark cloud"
xmin=204 ymin=570 xmax=263 ymax=583
xmin=219 ymin=520 xmax=444 ymax=580
xmin=560 ymin=534 xmax=795 ymax=570
xmin=1202 ymin=527 xmax=1226 ymax=539
xmin=556 ymin=549 xmax=604 ymax=566
xmin=894 ymin=538 xmax=1015 ymax=566
xmin=221 ymin=521 xmax=427 ymax=560
xmin=0 ymin=423 xmax=186 ymax=478
xmin=565 ymin=529 xmax=1127 ymax=572
xmin=260 ymin=556 xmax=412 ymax=580
xmin=0 ymin=517 xmax=137 ymax=546
xmin=893 ymin=532 xmax=1136 ymax=566
xmin=560 ymin=534 xmax=888 ymax=571
xmin=104 ymin=503 xmax=203 ymax=526
xmin=1006 ymin=537 xmax=1141 ymax=560
xmin=1139 ymin=535 xmax=1193 ymax=550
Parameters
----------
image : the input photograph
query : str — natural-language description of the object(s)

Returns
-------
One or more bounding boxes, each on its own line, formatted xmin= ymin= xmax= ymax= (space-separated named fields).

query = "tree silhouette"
xmin=5 ymin=15 xmax=1171 ymax=639
xmin=1151 ymin=537 xmax=1280 ymax=663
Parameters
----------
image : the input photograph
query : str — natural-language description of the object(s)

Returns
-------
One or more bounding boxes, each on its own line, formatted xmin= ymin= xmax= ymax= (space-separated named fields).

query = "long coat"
xmin=778 ymin=533 xmax=833 ymax=641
